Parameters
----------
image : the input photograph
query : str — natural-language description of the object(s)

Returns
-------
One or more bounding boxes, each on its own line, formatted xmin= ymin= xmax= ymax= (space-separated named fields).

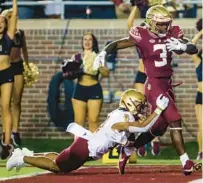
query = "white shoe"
xmin=22 ymin=147 xmax=34 ymax=156
xmin=6 ymin=148 xmax=25 ymax=171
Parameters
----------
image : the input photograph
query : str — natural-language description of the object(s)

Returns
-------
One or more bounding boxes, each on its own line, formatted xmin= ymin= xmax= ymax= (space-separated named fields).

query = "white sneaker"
xmin=6 ymin=148 xmax=25 ymax=171
xmin=22 ymin=147 xmax=34 ymax=156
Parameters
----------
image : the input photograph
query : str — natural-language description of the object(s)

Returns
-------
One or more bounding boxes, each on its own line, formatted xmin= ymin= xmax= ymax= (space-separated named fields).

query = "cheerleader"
xmin=191 ymin=19 xmax=202 ymax=160
xmin=0 ymin=0 xmax=18 ymax=159
xmin=1 ymin=8 xmax=31 ymax=147
xmin=71 ymin=32 xmax=109 ymax=133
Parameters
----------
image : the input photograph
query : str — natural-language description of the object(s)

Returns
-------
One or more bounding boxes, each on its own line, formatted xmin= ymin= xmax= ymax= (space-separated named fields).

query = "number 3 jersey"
xmin=88 ymin=108 xmax=135 ymax=160
xmin=129 ymin=25 xmax=184 ymax=78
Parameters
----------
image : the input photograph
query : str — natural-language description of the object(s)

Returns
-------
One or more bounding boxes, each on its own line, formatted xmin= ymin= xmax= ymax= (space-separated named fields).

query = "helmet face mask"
xmin=119 ymin=89 xmax=147 ymax=118
xmin=146 ymin=5 xmax=172 ymax=37
xmin=151 ymin=20 xmax=172 ymax=37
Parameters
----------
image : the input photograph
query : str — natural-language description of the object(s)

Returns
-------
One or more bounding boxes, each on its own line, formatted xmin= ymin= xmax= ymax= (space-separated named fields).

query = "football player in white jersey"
xmin=6 ymin=89 xmax=169 ymax=174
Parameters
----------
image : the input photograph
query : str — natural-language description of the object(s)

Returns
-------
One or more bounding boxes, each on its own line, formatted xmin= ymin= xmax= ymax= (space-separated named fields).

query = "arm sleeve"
xmin=128 ymin=114 xmax=160 ymax=133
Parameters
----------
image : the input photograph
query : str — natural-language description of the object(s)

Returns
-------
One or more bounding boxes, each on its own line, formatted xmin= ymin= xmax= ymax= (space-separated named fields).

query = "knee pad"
xmin=169 ymin=120 xmax=182 ymax=130
xmin=150 ymin=124 xmax=168 ymax=137
xmin=150 ymin=128 xmax=166 ymax=137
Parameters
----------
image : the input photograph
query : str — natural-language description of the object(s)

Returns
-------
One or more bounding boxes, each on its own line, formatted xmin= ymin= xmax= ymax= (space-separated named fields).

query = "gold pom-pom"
xmin=23 ymin=62 xmax=39 ymax=87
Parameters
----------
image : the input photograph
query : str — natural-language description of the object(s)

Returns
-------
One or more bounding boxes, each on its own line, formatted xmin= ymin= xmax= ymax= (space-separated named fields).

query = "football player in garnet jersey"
xmin=127 ymin=0 xmax=176 ymax=157
xmin=93 ymin=5 xmax=201 ymax=175
xmin=6 ymin=89 xmax=169 ymax=173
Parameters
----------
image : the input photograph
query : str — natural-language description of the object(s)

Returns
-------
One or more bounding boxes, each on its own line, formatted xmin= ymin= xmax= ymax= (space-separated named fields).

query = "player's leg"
xmin=7 ymin=138 xmax=90 ymax=173
xmin=163 ymin=90 xmax=202 ymax=175
xmin=134 ymin=59 xmax=148 ymax=156
xmin=169 ymin=119 xmax=202 ymax=175
xmin=34 ymin=152 xmax=59 ymax=160
xmin=195 ymin=91 xmax=202 ymax=160
xmin=7 ymin=148 xmax=61 ymax=173
xmin=55 ymin=137 xmax=90 ymax=173
xmin=118 ymin=146 xmax=135 ymax=174
xmin=11 ymin=74 xmax=24 ymax=146
xmin=24 ymin=156 xmax=61 ymax=173
xmin=20 ymin=147 xmax=59 ymax=160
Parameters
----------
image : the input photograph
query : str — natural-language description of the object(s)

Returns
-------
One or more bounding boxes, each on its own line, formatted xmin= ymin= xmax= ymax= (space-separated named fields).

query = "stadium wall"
xmin=0 ymin=19 xmax=201 ymax=143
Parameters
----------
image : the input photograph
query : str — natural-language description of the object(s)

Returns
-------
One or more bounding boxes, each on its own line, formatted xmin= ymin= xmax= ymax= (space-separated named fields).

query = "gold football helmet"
xmin=119 ymin=89 xmax=147 ymax=116
xmin=146 ymin=5 xmax=172 ymax=37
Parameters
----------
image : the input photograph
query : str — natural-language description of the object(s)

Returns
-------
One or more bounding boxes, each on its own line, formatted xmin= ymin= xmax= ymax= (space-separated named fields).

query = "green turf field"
xmin=0 ymin=139 xmax=201 ymax=178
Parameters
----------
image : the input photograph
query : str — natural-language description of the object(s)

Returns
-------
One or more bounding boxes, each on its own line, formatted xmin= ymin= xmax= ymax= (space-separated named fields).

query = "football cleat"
xmin=137 ymin=146 xmax=147 ymax=157
xmin=151 ymin=141 xmax=161 ymax=156
xmin=118 ymin=146 xmax=130 ymax=175
xmin=183 ymin=160 xmax=202 ymax=176
xmin=6 ymin=148 xmax=25 ymax=171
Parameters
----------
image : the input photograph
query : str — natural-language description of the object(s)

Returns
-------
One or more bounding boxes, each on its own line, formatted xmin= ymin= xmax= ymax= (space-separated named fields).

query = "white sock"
xmin=180 ymin=153 xmax=189 ymax=167
xmin=124 ymin=147 xmax=135 ymax=156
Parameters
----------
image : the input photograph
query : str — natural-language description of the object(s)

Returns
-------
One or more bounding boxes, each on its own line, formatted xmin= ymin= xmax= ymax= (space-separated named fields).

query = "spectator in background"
xmin=71 ymin=32 xmax=109 ymax=133
xmin=111 ymin=0 xmax=132 ymax=18
xmin=0 ymin=0 xmax=18 ymax=159
xmin=191 ymin=19 xmax=202 ymax=160
xmin=1 ymin=8 xmax=30 ymax=147
xmin=44 ymin=0 xmax=61 ymax=18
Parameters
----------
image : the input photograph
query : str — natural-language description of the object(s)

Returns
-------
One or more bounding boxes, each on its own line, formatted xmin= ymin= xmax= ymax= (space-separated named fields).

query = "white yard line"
xmin=0 ymin=166 xmax=90 ymax=181
xmin=0 ymin=171 xmax=51 ymax=181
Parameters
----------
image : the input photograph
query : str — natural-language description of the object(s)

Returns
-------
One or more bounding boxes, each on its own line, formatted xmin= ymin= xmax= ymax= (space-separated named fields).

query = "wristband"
xmin=180 ymin=43 xmax=187 ymax=51
xmin=154 ymin=108 xmax=162 ymax=115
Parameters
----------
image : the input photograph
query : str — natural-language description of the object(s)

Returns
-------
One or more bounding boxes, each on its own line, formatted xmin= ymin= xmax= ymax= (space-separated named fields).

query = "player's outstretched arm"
xmin=112 ymin=94 xmax=169 ymax=132
xmin=93 ymin=37 xmax=135 ymax=70
xmin=104 ymin=37 xmax=135 ymax=54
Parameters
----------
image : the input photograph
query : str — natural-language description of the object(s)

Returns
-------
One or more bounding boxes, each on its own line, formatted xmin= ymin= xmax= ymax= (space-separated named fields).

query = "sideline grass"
xmin=0 ymin=167 xmax=45 ymax=177
xmin=0 ymin=140 xmax=200 ymax=178
xmin=0 ymin=159 xmax=181 ymax=178
xmin=19 ymin=139 xmax=199 ymax=159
